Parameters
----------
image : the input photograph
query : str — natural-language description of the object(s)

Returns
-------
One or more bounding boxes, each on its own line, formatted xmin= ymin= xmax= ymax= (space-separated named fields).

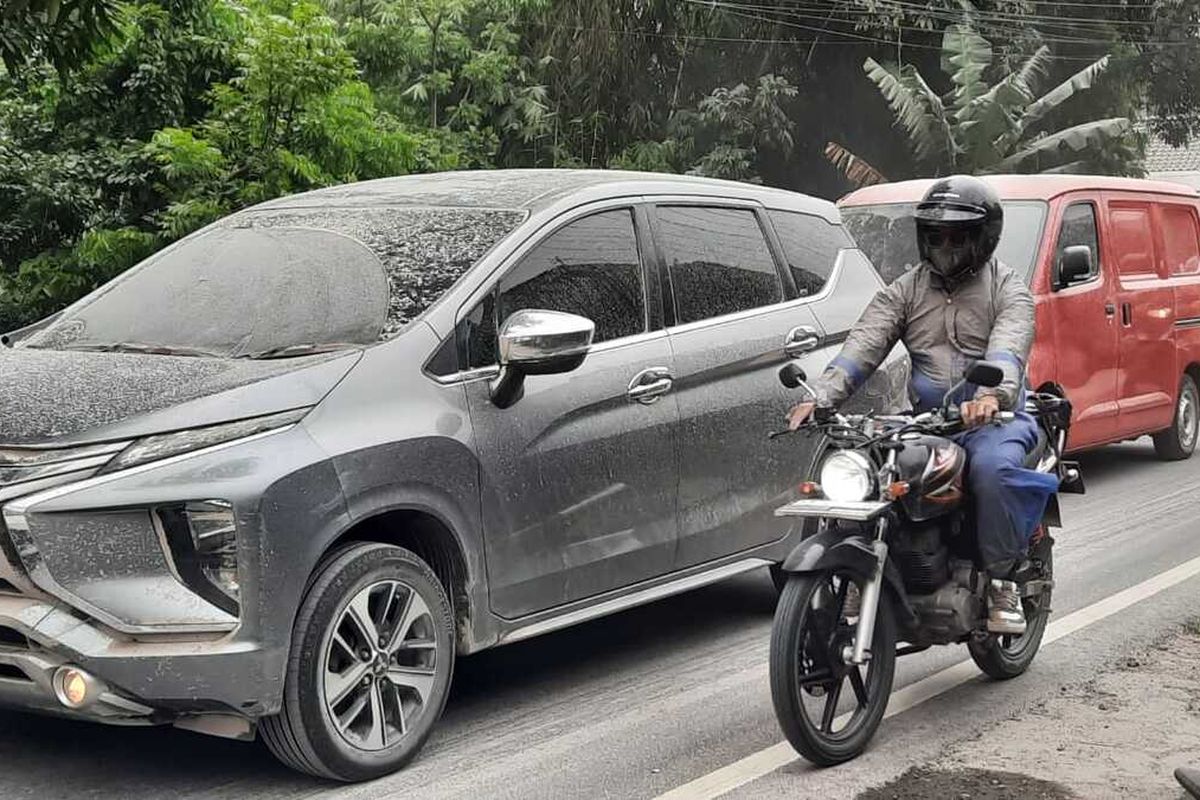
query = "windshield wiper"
xmin=60 ymin=342 xmax=224 ymax=358
xmin=238 ymin=342 xmax=360 ymax=360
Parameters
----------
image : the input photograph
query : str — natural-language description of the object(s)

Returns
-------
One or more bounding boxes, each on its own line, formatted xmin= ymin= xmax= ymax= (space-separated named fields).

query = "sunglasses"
xmin=921 ymin=228 xmax=971 ymax=247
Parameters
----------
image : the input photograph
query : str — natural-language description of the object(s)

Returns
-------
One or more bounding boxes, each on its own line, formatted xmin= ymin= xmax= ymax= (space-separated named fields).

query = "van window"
xmin=1055 ymin=203 xmax=1101 ymax=282
xmin=657 ymin=206 xmax=783 ymax=325
xmin=1109 ymin=203 xmax=1157 ymax=279
xmin=767 ymin=210 xmax=852 ymax=297
xmin=1160 ymin=205 xmax=1200 ymax=276
xmin=842 ymin=201 xmax=1046 ymax=285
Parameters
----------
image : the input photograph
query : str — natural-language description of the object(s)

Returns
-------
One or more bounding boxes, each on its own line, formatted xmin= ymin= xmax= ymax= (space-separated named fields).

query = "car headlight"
xmin=157 ymin=500 xmax=240 ymax=615
xmin=819 ymin=450 xmax=875 ymax=502
xmin=100 ymin=408 xmax=309 ymax=474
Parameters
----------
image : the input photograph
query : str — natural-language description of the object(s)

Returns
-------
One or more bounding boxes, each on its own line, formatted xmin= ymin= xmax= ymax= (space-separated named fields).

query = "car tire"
xmin=1153 ymin=374 xmax=1199 ymax=461
xmin=261 ymin=543 xmax=455 ymax=782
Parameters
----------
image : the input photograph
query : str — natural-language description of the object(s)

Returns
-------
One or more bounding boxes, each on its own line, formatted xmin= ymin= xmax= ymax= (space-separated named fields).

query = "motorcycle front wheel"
xmin=769 ymin=568 xmax=897 ymax=766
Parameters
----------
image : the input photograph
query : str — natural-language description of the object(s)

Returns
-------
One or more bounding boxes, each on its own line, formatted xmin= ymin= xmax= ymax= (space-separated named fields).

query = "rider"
xmin=788 ymin=175 xmax=1059 ymax=635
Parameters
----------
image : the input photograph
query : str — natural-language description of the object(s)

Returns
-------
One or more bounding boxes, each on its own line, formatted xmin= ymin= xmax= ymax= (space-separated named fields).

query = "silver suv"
xmin=0 ymin=170 xmax=905 ymax=780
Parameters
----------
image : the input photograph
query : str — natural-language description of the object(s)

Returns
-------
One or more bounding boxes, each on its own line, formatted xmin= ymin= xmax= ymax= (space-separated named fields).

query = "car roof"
xmin=250 ymin=168 xmax=838 ymax=221
xmin=840 ymin=174 xmax=1200 ymax=206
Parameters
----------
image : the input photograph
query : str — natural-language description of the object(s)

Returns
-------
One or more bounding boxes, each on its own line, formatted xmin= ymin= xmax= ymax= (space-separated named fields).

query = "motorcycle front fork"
xmin=849 ymin=516 xmax=889 ymax=666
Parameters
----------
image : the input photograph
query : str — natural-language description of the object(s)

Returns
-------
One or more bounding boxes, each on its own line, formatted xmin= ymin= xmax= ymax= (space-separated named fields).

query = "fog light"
xmin=53 ymin=666 xmax=97 ymax=709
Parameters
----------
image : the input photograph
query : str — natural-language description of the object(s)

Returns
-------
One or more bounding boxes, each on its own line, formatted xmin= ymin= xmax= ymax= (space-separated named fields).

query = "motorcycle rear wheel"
xmin=968 ymin=541 xmax=1053 ymax=680
xmin=769 ymin=568 xmax=896 ymax=766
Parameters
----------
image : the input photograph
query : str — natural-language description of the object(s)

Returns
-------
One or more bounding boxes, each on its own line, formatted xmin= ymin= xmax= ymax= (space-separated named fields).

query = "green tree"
xmin=825 ymin=21 xmax=1140 ymax=185
xmin=0 ymin=0 xmax=430 ymax=330
xmin=0 ymin=0 xmax=120 ymax=75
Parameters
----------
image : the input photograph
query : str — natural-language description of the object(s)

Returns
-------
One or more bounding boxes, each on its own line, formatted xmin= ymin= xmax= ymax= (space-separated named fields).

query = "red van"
xmin=839 ymin=175 xmax=1200 ymax=459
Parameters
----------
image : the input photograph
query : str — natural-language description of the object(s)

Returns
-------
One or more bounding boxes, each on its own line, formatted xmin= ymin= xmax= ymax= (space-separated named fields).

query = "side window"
xmin=1160 ymin=204 xmax=1200 ymax=276
xmin=656 ymin=206 xmax=782 ymax=325
xmin=768 ymin=210 xmax=853 ymax=297
xmin=1109 ymin=203 xmax=1157 ymax=279
xmin=1055 ymin=202 xmax=1101 ymax=281
xmin=464 ymin=209 xmax=645 ymax=368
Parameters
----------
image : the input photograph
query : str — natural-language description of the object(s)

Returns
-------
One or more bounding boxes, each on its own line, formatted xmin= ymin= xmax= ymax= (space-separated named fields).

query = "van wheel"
xmin=261 ymin=543 xmax=455 ymax=781
xmin=1154 ymin=374 xmax=1199 ymax=461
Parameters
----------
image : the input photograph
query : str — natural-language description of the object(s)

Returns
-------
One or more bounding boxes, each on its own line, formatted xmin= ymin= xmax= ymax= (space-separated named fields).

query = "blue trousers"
xmin=954 ymin=413 xmax=1060 ymax=577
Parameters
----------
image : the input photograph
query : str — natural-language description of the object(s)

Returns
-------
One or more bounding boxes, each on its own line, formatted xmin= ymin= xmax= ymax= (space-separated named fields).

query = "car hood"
xmin=0 ymin=347 xmax=362 ymax=446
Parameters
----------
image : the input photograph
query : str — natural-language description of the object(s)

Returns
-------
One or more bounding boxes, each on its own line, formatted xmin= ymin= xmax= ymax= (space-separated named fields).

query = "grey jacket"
xmin=812 ymin=259 xmax=1034 ymax=412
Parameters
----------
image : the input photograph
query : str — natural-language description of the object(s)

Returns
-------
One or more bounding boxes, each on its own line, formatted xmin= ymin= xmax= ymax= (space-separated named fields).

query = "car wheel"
xmin=261 ymin=543 xmax=455 ymax=781
xmin=1154 ymin=374 xmax=1199 ymax=461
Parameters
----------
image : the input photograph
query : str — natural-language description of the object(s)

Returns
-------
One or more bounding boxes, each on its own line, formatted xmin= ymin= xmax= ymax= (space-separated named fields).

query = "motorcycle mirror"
xmin=779 ymin=363 xmax=808 ymax=389
xmin=965 ymin=360 xmax=1005 ymax=389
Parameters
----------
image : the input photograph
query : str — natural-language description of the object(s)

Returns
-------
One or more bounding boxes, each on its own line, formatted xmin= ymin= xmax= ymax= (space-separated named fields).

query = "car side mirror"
xmin=490 ymin=309 xmax=595 ymax=408
xmin=966 ymin=360 xmax=1005 ymax=389
xmin=1056 ymin=245 xmax=1093 ymax=289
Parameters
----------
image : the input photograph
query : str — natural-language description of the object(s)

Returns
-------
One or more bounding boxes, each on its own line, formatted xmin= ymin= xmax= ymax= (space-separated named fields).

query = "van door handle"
xmin=627 ymin=367 xmax=673 ymax=404
xmin=784 ymin=326 xmax=823 ymax=358
xmin=1121 ymin=302 xmax=1132 ymax=326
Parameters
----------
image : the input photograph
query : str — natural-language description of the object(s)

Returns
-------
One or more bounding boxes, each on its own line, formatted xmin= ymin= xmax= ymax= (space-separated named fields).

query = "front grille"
xmin=0 ymin=626 xmax=28 ymax=649
xmin=0 ymin=664 xmax=30 ymax=682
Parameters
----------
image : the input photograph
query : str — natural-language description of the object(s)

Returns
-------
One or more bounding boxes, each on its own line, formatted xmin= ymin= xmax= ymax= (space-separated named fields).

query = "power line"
xmin=686 ymin=0 xmax=1200 ymax=49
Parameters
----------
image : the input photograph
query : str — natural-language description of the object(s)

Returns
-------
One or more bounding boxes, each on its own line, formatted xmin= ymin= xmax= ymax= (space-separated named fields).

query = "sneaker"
xmin=987 ymin=579 xmax=1027 ymax=635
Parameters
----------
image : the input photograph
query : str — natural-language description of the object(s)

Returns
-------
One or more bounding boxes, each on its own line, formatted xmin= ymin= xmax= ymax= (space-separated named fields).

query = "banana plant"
xmin=827 ymin=19 xmax=1135 ymax=187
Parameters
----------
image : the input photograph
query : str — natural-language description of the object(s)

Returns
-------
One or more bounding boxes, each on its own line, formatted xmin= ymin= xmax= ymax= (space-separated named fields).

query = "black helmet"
xmin=914 ymin=175 xmax=1003 ymax=279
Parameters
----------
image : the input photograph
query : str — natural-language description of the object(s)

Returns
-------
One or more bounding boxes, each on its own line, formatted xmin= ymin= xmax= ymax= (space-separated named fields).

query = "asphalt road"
xmin=1 ymin=439 xmax=1199 ymax=799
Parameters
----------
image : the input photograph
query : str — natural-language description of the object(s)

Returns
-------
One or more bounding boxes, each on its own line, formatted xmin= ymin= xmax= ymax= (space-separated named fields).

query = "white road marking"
xmin=653 ymin=552 xmax=1200 ymax=800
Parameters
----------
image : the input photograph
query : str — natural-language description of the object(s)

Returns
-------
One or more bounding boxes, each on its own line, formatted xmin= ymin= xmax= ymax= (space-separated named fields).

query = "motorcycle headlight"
xmin=819 ymin=450 xmax=875 ymax=502
xmin=100 ymin=408 xmax=309 ymax=474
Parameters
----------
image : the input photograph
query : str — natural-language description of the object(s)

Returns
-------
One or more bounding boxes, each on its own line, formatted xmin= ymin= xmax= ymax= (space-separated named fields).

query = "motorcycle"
xmin=767 ymin=360 xmax=1084 ymax=766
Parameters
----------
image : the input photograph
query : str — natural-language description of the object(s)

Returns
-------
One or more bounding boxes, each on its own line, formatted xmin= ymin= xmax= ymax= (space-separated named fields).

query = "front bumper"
xmin=0 ymin=591 xmax=276 ymax=727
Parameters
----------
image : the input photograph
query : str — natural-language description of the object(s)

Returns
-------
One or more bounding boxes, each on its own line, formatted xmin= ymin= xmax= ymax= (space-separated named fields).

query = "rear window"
xmin=656 ymin=206 xmax=783 ymax=325
xmin=841 ymin=201 xmax=1048 ymax=284
xmin=1160 ymin=204 xmax=1200 ymax=276
xmin=1109 ymin=203 xmax=1157 ymax=279
xmin=767 ymin=210 xmax=853 ymax=297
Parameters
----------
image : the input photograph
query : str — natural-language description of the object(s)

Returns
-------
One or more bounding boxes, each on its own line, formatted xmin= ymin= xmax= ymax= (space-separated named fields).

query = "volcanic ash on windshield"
xmin=242 ymin=207 xmax=525 ymax=338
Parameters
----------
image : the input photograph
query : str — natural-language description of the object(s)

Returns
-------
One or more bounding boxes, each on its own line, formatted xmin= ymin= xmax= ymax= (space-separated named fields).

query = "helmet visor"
xmin=914 ymin=203 xmax=987 ymax=225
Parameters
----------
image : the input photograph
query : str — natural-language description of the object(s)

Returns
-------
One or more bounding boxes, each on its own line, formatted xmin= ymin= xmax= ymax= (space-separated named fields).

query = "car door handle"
xmin=627 ymin=368 xmax=674 ymax=404
xmin=784 ymin=325 xmax=823 ymax=358
xmin=1121 ymin=302 xmax=1132 ymax=326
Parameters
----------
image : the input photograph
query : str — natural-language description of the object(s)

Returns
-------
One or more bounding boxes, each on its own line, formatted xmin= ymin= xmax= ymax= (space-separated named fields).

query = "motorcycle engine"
xmin=907 ymin=581 xmax=983 ymax=645
xmin=891 ymin=522 xmax=949 ymax=595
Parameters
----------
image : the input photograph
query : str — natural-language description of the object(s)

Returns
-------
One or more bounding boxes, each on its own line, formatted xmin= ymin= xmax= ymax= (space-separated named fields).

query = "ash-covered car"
xmin=0 ymin=169 xmax=905 ymax=781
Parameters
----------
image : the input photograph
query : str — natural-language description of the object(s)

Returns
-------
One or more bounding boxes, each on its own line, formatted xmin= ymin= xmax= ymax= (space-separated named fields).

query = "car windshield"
xmin=20 ymin=206 xmax=526 ymax=358
xmin=841 ymin=201 xmax=1048 ymax=285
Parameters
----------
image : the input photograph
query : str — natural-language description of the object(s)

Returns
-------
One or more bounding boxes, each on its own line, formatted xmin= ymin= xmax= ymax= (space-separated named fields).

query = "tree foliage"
xmin=829 ymin=20 xmax=1137 ymax=186
xmin=3 ymin=0 xmax=1194 ymax=330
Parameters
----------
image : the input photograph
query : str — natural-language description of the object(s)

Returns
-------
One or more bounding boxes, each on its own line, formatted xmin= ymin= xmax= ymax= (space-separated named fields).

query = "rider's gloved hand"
xmin=960 ymin=395 xmax=1000 ymax=428
xmin=787 ymin=401 xmax=816 ymax=431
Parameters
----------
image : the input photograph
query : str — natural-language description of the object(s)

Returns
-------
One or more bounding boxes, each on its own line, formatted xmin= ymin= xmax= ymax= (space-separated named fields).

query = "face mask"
xmin=922 ymin=227 xmax=976 ymax=277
